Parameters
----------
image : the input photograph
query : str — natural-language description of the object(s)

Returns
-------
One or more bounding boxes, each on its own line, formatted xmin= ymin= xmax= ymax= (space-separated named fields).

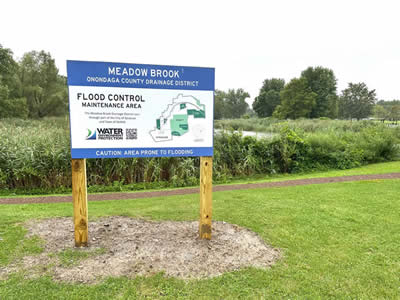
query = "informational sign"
xmin=67 ymin=60 xmax=215 ymax=158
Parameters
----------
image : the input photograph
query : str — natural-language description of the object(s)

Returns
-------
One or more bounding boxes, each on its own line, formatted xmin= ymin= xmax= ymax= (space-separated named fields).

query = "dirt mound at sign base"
xmin=1 ymin=217 xmax=281 ymax=284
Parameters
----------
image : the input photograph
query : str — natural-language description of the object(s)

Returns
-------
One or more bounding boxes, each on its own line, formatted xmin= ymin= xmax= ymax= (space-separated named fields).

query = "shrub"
xmin=270 ymin=127 xmax=310 ymax=173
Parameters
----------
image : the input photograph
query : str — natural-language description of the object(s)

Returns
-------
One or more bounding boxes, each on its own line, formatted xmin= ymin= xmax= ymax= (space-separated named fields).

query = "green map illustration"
xmin=149 ymin=94 xmax=206 ymax=142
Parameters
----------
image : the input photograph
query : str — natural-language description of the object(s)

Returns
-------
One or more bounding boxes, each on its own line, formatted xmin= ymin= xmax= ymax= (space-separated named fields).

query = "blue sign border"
xmin=67 ymin=60 xmax=215 ymax=159
xmin=71 ymin=147 xmax=213 ymax=158
xmin=67 ymin=60 xmax=214 ymax=91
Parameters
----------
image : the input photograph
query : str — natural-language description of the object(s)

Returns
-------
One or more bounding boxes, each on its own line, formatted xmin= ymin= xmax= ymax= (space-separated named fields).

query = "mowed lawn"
xmin=1 ymin=178 xmax=400 ymax=298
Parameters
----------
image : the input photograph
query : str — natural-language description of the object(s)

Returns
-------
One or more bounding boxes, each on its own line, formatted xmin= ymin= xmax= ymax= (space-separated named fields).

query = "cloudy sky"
xmin=2 ymin=0 xmax=399 ymax=104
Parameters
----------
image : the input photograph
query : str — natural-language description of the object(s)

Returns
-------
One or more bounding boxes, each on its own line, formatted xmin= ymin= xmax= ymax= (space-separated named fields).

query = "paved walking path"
xmin=1 ymin=173 xmax=400 ymax=205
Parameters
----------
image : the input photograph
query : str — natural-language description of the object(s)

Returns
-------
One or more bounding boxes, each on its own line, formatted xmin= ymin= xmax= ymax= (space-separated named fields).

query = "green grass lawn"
xmin=1 ymin=174 xmax=400 ymax=298
xmin=225 ymin=160 xmax=400 ymax=185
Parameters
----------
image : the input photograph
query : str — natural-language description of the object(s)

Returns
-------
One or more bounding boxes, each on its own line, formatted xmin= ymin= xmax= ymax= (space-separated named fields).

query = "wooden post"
xmin=72 ymin=159 xmax=88 ymax=247
xmin=199 ymin=156 xmax=213 ymax=239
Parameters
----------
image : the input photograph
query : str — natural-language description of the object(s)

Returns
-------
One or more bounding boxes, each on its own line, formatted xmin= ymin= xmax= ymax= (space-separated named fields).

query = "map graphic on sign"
xmin=149 ymin=94 xmax=206 ymax=142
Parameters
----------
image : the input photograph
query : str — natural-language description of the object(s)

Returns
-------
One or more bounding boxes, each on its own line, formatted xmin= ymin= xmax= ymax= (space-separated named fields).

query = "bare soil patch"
xmin=0 ymin=217 xmax=280 ymax=284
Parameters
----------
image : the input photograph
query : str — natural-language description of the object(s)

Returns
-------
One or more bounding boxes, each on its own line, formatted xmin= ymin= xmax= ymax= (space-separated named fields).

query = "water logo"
xmin=86 ymin=129 xmax=97 ymax=140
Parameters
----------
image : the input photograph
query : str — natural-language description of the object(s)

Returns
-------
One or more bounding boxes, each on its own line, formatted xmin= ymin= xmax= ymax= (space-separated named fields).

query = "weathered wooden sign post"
xmin=71 ymin=158 xmax=88 ymax=247
xmin=199 ymin=156 xmax=212 ymax=239
xmin=67 ymin=60 xmax=215 ymax=246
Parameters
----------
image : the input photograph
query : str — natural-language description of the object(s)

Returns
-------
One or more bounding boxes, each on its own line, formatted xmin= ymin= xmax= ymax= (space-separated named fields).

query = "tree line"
xmin=208 ymin=65 xmax=395 ymax=121
xmin=373 ymin=100 xmax=400 ymax=122
xmin=0 ymin=44 xmax=68 ymax=118
xmin=252 ymin=66 xmax=381 ymax=120
xmin=1 ymin=44 xmax=397 ymax=120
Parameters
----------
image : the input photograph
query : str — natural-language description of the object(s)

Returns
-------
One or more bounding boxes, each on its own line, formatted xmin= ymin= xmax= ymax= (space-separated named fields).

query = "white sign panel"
xmin=67 ymin=61 xmax=215 ymax=158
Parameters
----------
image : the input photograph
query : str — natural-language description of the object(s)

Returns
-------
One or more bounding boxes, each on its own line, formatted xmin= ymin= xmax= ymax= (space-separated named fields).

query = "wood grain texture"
xmin=199 ymin=156 xmax=213 ymax=239
xmin=71 ymin=159 xmax=88 ymax=247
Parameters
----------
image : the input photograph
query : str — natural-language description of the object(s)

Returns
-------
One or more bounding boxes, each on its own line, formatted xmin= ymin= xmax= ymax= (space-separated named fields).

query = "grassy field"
xmin=1 ymin=165 xmax=400 ymax=298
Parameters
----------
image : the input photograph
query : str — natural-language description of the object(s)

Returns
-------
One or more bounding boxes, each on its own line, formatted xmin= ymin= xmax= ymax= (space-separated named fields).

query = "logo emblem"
xmin=86 ymin=129 xmax=96 ymax=140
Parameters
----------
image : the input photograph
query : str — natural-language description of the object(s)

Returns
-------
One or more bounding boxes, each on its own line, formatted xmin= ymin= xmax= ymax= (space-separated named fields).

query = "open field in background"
xmin=2 ymin=117 xmax=400 ymax=195
xmin=1 ymin=174 xmax=400 ymax=298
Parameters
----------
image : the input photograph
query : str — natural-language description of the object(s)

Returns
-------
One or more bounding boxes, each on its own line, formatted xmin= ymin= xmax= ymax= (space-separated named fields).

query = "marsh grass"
xmin=1 ymin=117 xmax=400 ymax=193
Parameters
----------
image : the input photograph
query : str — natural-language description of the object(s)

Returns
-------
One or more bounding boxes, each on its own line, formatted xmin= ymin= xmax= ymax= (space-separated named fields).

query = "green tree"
xmin=0 ymin=85 xmax=28 ymax=118
xmin=372 ymin=105 xmax=389 ymax=120
xmin=389 ymin=105 xmax=400 ymax=122
xmin=214 ymin=89 xmax=225 ymax=120
xmin=0 ymin=45 xmax=16 ymax=74
xmin=215 ymin=88 xmax=250 ymax=119
xmin=301 ymin=66 xmax=338 ymax=118
xmin=0 ymin=44 xmax=20 ymax=98
xmin=225 ymin=88 xmax=250 ymax=118
xmin=252 ymin=78 xmax=285 ymax=117
xmin=275 ymin=77 xmax=317 ymax=119
xmin=272 ymin=104 xmax=286 ymax=119
xmin=0 ymin=45 xmax=28 ymax=118
xmin=376 ymin=99 xmax=400 ymax=120
xmin=19 ymin=50 xmax=68 ymax=118
xmin=339 ymin=83 xmax=376 ymax=120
